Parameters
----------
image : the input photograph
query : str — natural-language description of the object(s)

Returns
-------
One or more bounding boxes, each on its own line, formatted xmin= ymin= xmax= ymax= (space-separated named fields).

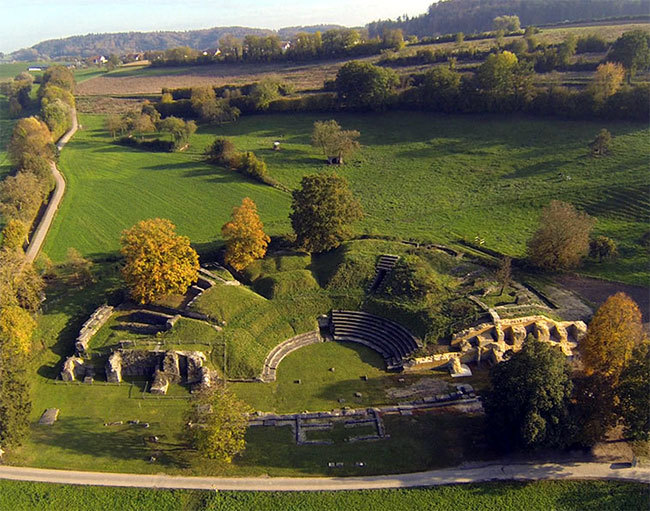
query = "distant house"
xmin=88 ymin=55 xmax=107 ymax=65
xmin=27 ymin=65 xmax=47 ymax=72
xmin=281 ymin=41 xmax=291 ymax=52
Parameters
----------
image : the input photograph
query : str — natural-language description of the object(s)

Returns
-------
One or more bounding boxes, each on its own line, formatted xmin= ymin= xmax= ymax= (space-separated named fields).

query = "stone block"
xmin=61 ymin=356 xmax=85 ymax=382
xmin=151 ymin=370 xmax=169 ymax=395
xmin=106 ymin=351 xmax=123 ymax=383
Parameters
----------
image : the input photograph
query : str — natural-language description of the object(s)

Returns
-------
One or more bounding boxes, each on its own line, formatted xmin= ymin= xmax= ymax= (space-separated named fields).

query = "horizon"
xmin=0 ymin=0 xmax=432 ymax=54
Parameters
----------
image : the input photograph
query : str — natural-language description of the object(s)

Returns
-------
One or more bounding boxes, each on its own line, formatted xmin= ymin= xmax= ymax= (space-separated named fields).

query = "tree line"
xmin=368 ymin=0 xmax=650 ymax=39
xmin=145 ymin=28 xmax=406 ymax=67
xmin=0 ymin=65 xmax=78 ymax=454
xmin=150 ymin=30 xmax=649 ymax=123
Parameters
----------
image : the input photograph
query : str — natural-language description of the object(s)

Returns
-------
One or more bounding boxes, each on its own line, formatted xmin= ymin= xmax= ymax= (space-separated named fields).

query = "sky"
xmin=0 ymin=0 xmax=432 ymax=54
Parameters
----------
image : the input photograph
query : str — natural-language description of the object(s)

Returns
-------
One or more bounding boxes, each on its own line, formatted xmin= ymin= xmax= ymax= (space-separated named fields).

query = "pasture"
xmin=1 ymin=479 xmax=647 ymax=511
xmin=43 ymin=111 xmax=649 ymax=285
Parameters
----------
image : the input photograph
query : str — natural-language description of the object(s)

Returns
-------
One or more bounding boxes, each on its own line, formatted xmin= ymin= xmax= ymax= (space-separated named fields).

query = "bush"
xmin=577 ymin=34 xmax=609 ymax=54
xmin=116 ymin=137 xmax=175 ymax=152
xmin=589 ymin=236 xmax=618 ymax=261
xmin=205 ymin=138 xmax=238 ymax=167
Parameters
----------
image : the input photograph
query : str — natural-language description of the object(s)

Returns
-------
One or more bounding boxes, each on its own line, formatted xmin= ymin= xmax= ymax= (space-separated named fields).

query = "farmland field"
xmin=0 ymin=479 xmax=647 ymax=511
xmin=44 ymin=111 xmax=649 ymax=285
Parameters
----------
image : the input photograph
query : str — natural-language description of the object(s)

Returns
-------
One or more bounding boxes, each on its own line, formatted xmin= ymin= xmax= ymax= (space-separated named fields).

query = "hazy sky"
xmin=0 ymin=0 xmax=432 ymax=54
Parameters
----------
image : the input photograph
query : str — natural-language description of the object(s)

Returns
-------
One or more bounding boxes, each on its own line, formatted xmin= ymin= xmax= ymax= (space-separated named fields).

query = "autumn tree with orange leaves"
xmin=120 ymin=218 xmax=199 ymax=304
xmin=221 ymin=198 xmax=270 ymax=272
xmin=579 ymin=292 xmax=644 ymax=383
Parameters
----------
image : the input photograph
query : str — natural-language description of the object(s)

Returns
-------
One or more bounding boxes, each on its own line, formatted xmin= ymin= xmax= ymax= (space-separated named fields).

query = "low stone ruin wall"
xmin=105 ymin=349 xmax=210 ymax=394
xmin=75 ymin=305 xmax=114 ymax=356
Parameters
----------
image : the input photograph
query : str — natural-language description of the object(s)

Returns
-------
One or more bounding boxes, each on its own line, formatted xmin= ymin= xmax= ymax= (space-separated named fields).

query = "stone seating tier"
xmin=331 ymin=318 xmax=411 ymax=358
xmin=331 ymin=310 xmax=419 ymax=352
xmin=330 ymin=310 xmax=420 ymax=372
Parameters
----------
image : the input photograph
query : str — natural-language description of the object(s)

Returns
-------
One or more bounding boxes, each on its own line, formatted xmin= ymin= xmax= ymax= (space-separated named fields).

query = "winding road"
xmin=24 ymin=109 xmax=78 ymax=263
xmin=0 ymin=462 xmax=648 ymax=491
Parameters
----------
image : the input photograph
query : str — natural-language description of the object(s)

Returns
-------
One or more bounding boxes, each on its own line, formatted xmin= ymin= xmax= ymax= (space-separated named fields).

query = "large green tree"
xmin=0 ymin=348 xmax=31 ymax=450
xmin=290 ymin=172 xmax=363 ymax=253
xmin=484 ymin=337 xmax=573 ymax=450
xmin=608 ymin=30 xmax=650 ymax=81
xmin=187 ymin=385 xmax=250 ymax=463
xmin=618 ymin=341 xmax=650 ymax=441
xmin=335 ymin=61 xmax=398 ymax=110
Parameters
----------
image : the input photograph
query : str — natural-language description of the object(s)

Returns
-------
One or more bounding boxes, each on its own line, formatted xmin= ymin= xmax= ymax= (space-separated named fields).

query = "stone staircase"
xmin=367 ymin=254 xmax=400 ymax=294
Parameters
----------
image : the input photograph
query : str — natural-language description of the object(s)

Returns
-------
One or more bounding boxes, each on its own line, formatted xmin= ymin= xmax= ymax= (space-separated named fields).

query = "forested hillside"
xmin=368 ymin=0 xmax=650 ymax=38
xmin=9 ymin=25 xmax=343 ymax=60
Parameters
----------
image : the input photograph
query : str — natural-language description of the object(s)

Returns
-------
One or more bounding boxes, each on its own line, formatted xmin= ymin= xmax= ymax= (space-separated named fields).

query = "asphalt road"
xmin=0 ymin=462 xmax=648 ymax=491
xmin=25 ymin=110 xmax=78 ymax=263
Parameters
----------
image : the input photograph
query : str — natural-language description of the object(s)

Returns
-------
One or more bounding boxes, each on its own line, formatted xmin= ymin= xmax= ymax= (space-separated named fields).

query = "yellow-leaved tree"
xmin=0 ymin=306 xmax=36 ymax=355
xmin=579 ymin=292 xmax=644 ymax=383
xmin=120 ymin=218 xmax=199 ymax=304
xmin=221 ymin=197 xmax=270 ymax=271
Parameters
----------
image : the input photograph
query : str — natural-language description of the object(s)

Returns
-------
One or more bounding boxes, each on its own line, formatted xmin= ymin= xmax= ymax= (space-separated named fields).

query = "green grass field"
xmin=1 ymin=480 xmax=647 ymax=511
xmin=43 ymin=112 xmax=649 ymax=285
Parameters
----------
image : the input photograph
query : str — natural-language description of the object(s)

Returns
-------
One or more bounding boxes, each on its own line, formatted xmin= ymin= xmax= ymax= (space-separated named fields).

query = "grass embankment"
xmin=1 ymin=480 xmax=647 ymax=511
xmin=44 ymin=112 xmax=649 ymax=285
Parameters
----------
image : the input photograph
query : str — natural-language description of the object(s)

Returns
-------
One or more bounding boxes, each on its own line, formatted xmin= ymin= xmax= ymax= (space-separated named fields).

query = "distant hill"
xmin=368 ymin=0 xmax=650 ymax=38
xmin=8 ymin=24 xmax=346 ymax=60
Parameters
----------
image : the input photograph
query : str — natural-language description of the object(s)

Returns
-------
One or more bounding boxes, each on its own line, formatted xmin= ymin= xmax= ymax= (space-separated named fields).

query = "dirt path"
xmin=0 ymin=461 xmax=647 ymax=491
xmin=24 ymin=109 xmax=77 ymax=263
xmin=555 ymin=275 xmax=649 ymax=322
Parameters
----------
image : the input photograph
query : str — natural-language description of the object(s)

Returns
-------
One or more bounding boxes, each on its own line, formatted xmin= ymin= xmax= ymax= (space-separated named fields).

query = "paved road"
xmin=0 ymin=462 xmax=648 ymax=491
xmin=25 ymin=109 xmax=78 ymax=263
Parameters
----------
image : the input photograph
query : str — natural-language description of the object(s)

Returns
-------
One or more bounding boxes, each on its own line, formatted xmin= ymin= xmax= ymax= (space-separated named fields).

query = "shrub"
xmin=116 ymin=137 xmax=175 ymax=152
xmin=205 ymin=138 xmax=238 ymax=167
xmin=590 ymin=236 xmax=618 ymax=261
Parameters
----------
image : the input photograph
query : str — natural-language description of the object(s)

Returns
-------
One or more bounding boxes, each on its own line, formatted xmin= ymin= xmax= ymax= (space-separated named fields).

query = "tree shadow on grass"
xmin=31 ymin=416 xmax=192 ymax=470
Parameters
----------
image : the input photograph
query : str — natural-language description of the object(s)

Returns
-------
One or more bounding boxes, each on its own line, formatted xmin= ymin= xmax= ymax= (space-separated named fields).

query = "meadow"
xmin=43 ymin=111 xmax=649 ymax=285
xmin=1 ymin=479 xmax=647 ymax=511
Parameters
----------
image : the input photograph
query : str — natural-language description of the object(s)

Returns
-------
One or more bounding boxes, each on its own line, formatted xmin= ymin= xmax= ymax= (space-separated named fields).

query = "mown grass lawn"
xmin=44 ymin=111 xmax=649 ymax=284
xmin=1 ymin=479 xmax=647 ymax=511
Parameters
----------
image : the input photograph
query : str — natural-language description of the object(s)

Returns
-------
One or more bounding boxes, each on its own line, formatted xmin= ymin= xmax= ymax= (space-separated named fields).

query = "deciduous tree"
xmin=0 ymin=219 xmax=28 ymax=252
xmin=0 ymin=250 xmax=44 ymax=312
xmin=187 ymin=385 xmax=250 ymax=462
xmin=335 ymin=61 xmax=398 ymax=110
xmin=311 ymin=120 xmax=360 ymax=165
xmin=0 ymin=306 xmax=36 ymax=356
xmin=618 ymin=341 xmax=650 ymax=441
xmin=608 ymin=30 xmax=650 ymax=81
xmin=589 ymin=62 xmax=625 ymax=103
xmin=120 ymin=218 xmax=199 ymax=304
xmin=579 ymin=293 xmax=643 ymax=383
xmin=0 ymin=347 xmax=31 ymax=450
xmin=527 ymin=200 xmax=595 ymax=271
xmin=484 ymin=337 xmax=573 ymax=450
xmin=290 ymin=172 xmax=363 ymax=253
xmin=221 ymin=198 xmax=270 ymax=272
xmin=7 ymin=117 xmax=54 ymax=168
xmin=0 ymin=171 xmax=48 ymax=224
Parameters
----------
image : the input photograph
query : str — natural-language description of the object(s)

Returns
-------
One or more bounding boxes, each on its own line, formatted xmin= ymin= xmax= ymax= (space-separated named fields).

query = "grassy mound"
xmin=192 ymin=281 xmax=328 ymax=378
xmin=253 ymin=269 xmax=320 ymax=299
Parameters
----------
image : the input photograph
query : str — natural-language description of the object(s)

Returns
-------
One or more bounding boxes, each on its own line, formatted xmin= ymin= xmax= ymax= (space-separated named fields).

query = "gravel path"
xmin=0 ymin=462 xmax=647 ymax=491
xmin=25 ymin=110 xmax=78 ymax=263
